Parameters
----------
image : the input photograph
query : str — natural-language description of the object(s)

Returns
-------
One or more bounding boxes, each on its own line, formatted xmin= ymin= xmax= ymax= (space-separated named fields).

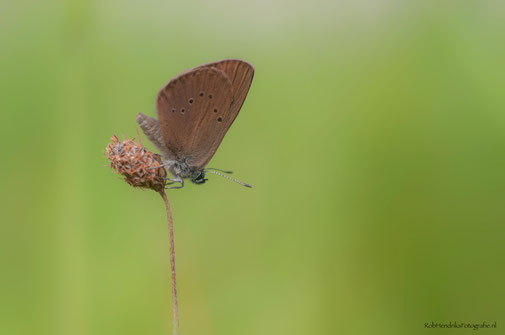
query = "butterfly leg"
xmin=162 ymin=176 xmax=182 ymax=185
xmin=165 ymin=177 xmax=184 ymax=189
xmin=163 ymin=177 xmax=176 ymax=185
xmin=147 ymin=163 xmax=167 ymax=171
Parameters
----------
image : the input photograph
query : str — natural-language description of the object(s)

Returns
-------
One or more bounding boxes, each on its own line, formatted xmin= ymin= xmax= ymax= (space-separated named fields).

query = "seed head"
xmin=105 ymin=135 xmax=167 ymax=192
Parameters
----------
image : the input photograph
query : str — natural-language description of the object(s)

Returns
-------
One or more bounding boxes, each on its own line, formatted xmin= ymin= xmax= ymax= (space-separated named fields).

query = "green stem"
xmin=160 ymin=190 xmax=179 ymax=335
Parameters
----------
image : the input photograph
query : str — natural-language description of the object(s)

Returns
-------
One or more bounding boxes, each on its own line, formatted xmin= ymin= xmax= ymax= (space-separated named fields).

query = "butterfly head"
xmin=190 ymin=170 xmax=207 ymax=185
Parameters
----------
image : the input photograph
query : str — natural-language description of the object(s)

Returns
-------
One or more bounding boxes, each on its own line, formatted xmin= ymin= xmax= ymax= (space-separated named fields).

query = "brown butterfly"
xmin=136 ymin=59 xmax=254 ymax=189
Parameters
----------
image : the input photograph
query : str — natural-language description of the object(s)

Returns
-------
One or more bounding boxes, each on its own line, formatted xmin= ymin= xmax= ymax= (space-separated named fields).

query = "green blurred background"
xmin=1 ymin=0 xmax=504 ymax=334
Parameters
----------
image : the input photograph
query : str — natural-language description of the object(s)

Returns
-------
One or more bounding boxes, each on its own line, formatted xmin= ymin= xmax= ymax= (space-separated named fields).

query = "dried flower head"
xmin=106 ymin=135 xmax=167 ymax=192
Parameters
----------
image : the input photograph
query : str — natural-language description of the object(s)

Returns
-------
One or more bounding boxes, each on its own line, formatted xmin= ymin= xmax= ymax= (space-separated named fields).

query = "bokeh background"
xmin=1 ymin=1 xmax=504 ymax=334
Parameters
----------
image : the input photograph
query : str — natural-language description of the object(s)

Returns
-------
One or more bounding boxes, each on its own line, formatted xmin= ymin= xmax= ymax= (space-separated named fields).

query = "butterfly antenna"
xmin=205 ymin=168 xmax=234 ymax=174
xmin=205 ymin=170 xmax=252 ymax=188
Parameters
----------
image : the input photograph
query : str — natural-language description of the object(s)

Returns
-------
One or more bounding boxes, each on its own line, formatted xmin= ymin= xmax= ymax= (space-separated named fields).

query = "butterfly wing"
xmin=156 ymin=67 xmax=234 ymax=170
xmin=136 ymin=112 xmax=174 ymax=160
xmin=197 ymin=59 xmax=255 ymax=120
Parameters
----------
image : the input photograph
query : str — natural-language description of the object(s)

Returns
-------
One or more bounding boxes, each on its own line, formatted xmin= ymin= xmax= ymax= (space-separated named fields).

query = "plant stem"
xmin=159 ymin=190 xmax=179 ymax=335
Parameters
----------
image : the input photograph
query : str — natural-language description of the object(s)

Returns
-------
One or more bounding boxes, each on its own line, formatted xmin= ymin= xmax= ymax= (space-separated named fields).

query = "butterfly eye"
xmin=181 ymin=108 xmax=185 ymax=113
xmin=171 ymin=109 xmax=176 ymax=113
xmin=189 ymin=98 xmax=194 ymax=104
xmin=217 ymin=117 xmax=222 ymax=122
xmin=199 ymin=92 xmax=204 ymax=97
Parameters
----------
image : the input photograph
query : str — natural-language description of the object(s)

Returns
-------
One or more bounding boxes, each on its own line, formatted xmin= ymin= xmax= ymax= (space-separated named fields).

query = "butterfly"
xmin=136 ymin=59 xmax=254 ymax=189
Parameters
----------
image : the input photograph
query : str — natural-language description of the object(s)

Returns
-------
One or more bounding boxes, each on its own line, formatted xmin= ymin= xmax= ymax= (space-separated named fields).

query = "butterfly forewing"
xmin=197 ymin=59 xmax=255 ymax=121
xmin=157 ymin=67 xmax=234 ymax=170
